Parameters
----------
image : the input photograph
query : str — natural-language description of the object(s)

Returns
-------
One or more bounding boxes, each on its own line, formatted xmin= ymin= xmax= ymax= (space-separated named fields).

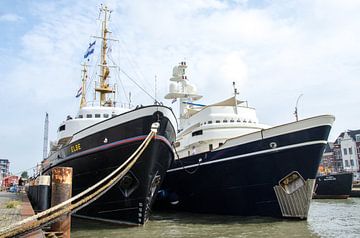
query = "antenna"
xmin=232 ymin=82 xmax=239 ymax=114
xmin=43 ymin=113 xmax=49 ymax=160
xmin=109 ymin=10 xmax=113 ymax=21
xmin=154 ymin=75 xmax=157 ymax=104
xmin=129 ymin=92 xmax=132 ymax=108
xmin=232 ymin=81 xmax=239 ymax=96
xmin=294 ymin=94 xmax=303 ymax=121
xmin=98 ymin=4 xmax=102 ymax=19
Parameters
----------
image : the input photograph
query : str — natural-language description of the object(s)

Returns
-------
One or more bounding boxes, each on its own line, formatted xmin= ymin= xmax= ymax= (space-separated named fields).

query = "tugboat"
xmin=156 ymin=61 xmax=334 ymax=219
xmin=41 ymin=5 xmax=176 ymax=225
xmin=313 ymin=172 xmax=353 ymax=199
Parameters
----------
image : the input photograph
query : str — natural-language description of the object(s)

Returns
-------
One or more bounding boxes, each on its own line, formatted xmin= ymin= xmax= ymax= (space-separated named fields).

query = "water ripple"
xmin=72 ymin=198 xmax=360 ymax=238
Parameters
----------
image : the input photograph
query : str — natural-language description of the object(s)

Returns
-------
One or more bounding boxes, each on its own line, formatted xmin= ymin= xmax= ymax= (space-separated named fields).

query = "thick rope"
xmin=172 ymin=142 xmax=201 ymax=175
xmin=0 ymin=125 xmax=158 ymax=238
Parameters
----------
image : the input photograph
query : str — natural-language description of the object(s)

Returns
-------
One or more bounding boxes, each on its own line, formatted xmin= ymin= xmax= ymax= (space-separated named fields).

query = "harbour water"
xmin=72 ymin=198 xmax=360 ymax=238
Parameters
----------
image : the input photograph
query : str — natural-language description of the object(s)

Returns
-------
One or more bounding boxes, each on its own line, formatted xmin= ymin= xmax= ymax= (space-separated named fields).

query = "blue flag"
xmin=84 ymin=41 xmax=96 ymax=59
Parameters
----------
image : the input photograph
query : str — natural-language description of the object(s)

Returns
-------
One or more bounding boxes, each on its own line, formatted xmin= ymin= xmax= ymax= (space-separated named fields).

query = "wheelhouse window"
xmin=86 ymin=114 xmax=92 ymax=118
xmin=95 ymin=114 xmax=101 ymax=118
xmin=112 ymin=114 xmax=116 ymax=117
xmin=58 ymin=125 xmax=65 ymax=132
xmin=223 ymin=120 xmax=228 ymax=123
xmin=78 ymin=115 xmax=83 ymax=118
xmin=208 ymin=121 xmax=212 ymax=124
xmin=230 ymin=119 xmax=234 ymax=123
xmin=216 ymin=120 xmax=220 ymax=123
xmin=209 ymin=144 xmax=213 ymax=151
xmin=192 ymin=130 xmax=203 ymax=137
xmin=103 ymin=114 xmax=109 ymax=118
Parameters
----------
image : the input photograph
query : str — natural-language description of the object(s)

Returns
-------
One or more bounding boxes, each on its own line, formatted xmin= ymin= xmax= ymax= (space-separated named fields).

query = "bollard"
xmin=27 ymin=180 xmax=33 ymax=204
xmin=51 ymin=167 xmax=72 ymax=238
xmin=33 ymin=178 xmax=39 ymax=211
xmin=36 ymin=175 xmax=51 ymax=212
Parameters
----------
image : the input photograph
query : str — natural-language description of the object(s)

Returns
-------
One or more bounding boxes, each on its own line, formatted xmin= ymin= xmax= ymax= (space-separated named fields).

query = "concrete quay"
xmin=0 ymin=191 xmax=43 ymax=238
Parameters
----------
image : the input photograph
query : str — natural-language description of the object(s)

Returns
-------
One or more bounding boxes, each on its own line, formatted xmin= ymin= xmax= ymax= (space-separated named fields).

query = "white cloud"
xmin=0 ymin=13 xmax=22 ymax=22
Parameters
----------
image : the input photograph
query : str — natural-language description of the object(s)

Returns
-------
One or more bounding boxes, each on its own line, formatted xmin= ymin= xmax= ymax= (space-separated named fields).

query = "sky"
xmin=0 ymin=0 xmax=359 ymax=175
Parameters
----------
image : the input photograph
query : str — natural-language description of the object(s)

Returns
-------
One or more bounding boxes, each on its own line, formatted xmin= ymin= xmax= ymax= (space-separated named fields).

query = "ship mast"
xmin=43 ymin=112 xmax=49 ymax=160
xmin=165 ymin=62 xmax=202 ymax=130
xmin=80 ymin=63 xmax=88 ymax=108
xmin=95 ymin=5 xmax=114 ymax=107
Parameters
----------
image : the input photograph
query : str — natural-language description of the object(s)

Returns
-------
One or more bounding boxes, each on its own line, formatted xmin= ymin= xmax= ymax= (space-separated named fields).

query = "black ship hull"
xmin=313 ymin=172 xmax=353 ymax=199
xmin=156 ymin=115 xmax=333 ymax=219
xmin=42 ymin=106 xmax=176 ymax=225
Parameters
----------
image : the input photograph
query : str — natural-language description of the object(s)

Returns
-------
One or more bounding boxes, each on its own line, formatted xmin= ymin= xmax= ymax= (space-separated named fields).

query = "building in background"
xmin=0 ymin=159 xmax=10 ymax=178
xmin=320 ymin=129 xmax=360 ymax=181
xmin=319 ymin=142 xmax=336 ymax=174
xmin=0 ymin=159 xmax=11 ymax=190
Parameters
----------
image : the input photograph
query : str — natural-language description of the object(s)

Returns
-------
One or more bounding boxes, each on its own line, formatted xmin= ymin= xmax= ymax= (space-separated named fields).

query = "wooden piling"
xmin=51 ymin=167 xmax=73 ymax=238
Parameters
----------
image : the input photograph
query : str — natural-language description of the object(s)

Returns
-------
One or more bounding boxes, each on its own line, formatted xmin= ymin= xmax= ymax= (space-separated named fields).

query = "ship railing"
xmin=82 ymin=100 xmax=134 ymax=109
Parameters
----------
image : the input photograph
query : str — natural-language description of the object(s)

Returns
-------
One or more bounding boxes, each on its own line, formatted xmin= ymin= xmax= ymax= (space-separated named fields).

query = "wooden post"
xmin=51 ymin=167 xmax=72 ymax=238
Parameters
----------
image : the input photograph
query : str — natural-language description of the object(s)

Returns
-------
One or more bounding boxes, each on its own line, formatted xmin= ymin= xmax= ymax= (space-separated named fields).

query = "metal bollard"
xmin=51 ymin=167 xmax=73 ymax=238
xmin=36 ymin=175 xmax=51 ymax=212
xmin=27 ymin=180 xmax=34 ymax=205
xmin=33 ymin=179 xmax=39 ymax=211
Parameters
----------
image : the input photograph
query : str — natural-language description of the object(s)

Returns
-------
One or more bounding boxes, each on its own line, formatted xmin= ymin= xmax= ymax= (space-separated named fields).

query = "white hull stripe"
xmin=167 ymin=140 xmax=327 ymax=173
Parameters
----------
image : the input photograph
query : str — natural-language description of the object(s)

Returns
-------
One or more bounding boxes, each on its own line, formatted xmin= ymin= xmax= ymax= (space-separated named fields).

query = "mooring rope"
xmin=172 ymin=142 xmax=201 ymax=175
xmin=0 ymin=123 xmax=159 ymax=238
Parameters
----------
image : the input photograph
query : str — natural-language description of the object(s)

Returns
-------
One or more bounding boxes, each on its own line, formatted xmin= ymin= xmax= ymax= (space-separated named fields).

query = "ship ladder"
xmin=0 ymin=122 xmax=160 ymax=238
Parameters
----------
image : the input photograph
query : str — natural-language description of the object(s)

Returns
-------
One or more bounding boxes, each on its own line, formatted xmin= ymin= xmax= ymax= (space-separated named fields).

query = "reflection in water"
xmin=72 ymin=198 xmax=360 ymax=238
xmin=308 ymin=198 xmax=360 ymax=238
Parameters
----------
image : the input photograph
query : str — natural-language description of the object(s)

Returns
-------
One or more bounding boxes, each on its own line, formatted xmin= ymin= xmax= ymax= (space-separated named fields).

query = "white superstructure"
xmin=165 ymin=62 xmax=269 ymax=158
xmin=55 ymin=107 xmax=128 ymax=142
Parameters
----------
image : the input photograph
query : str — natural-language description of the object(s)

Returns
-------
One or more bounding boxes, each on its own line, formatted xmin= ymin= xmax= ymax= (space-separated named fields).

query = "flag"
xmin=76 ymin=87 xmax=82 ymax=98
xmin=84 ymin=40 xmax=96 ymax=59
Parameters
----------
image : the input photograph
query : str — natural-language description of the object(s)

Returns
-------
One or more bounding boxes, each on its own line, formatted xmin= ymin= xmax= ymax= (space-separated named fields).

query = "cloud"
xmin=0 ymin=13 xmax=23 ymax=22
